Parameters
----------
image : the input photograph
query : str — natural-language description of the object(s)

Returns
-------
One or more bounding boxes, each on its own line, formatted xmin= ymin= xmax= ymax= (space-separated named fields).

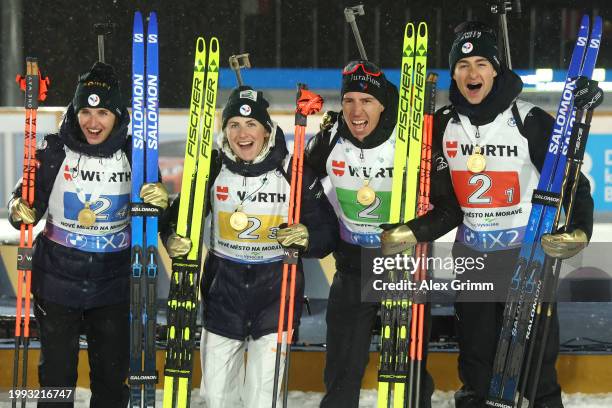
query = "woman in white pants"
xmin=162 ymin=85 xmax=338 ymax=408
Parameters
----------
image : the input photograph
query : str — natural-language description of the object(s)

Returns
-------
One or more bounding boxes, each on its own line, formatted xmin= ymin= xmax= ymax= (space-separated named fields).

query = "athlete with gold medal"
xmin=162 ymin=85 xmax=337 ymax=408
xmin=306 ymin=60 xmax=463 ymax=408
xmin=7 ymin=62 xmax=168 ymax=407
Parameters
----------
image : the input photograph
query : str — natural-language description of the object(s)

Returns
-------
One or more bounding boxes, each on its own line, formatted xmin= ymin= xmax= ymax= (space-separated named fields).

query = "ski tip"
xmin=580 ymin=14 xmax=589 ymax=29
xmin=148 ymin=11 xmax=158 ymax=28
xmin=417 ymin=21 xmax=427 ymax=37
xmin=210 ymin=37 xmax=219 ymax=53
xmin=593 ymin=15 xmax=603 ymax=29
xmin=196 ymin=37 xmax=206 ymax=52
xmin=405 ymin=22 xmax=415 ymax=37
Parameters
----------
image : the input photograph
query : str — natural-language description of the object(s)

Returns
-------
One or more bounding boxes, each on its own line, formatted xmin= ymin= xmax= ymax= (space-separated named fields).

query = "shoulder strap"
xmin=511 ymin=102 xmax=527 ymax=138
xmin=278 ymin=155 xmax=293 ymax=185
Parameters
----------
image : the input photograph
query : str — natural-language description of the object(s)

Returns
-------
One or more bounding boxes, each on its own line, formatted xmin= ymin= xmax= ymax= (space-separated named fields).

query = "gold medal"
xmin=229 ymin=210 xmax=249 ymax=231
xmin=78 ymin=204 xmax=96 ymax=227
xmin=467 ymin=146 xmax=487 ymax=173
xmin=357 ymin=181 xmax=376 ymax=206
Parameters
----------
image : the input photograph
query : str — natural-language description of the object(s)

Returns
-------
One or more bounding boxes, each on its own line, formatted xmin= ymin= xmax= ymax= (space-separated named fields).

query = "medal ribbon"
xmin=457 ymin=113 xmax=504 ymax=150
xmin=340 ymin=138 xmax=391 ymax=192
xmin=70 ymin=156 xmax=116 ymax=211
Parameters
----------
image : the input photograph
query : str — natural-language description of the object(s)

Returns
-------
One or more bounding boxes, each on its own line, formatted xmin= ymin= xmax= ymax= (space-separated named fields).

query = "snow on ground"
xmin=2 ymin=389 xmax=612 ymax=407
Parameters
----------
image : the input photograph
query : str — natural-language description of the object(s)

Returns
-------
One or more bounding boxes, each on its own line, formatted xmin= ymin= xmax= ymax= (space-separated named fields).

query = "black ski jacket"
xmin=8 ymin=104 xmax=133 ymax=308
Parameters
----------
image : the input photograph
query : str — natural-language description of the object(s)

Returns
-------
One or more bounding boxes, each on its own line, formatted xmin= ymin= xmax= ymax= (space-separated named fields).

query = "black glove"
xmin=320 ymin=111 xmax=339 ymax=131
xmin=573 ymin=76 xmax=603 ymax=111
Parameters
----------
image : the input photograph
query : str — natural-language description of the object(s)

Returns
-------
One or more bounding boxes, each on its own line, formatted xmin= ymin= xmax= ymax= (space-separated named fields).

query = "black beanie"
xmin=73 ymin=62 xmax=123 ymax=117
xmin=449 ymin=21 xmax=501 ymax=76
xmin=341 ymin=60 xmax=387 ymax=106
xmin=222 ymin=86 xmax=272 ymax=132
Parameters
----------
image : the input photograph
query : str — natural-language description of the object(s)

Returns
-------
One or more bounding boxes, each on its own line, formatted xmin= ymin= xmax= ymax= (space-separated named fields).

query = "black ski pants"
xmin=453 ymin=245 xmax=563 ymax=408
xmin=320 ymin=269 xmax=434 ymax=408
xmin=34 ymin=298 xmax=130 ymax=408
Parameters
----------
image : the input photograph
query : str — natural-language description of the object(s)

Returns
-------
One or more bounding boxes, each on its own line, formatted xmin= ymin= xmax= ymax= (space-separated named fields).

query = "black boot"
xmin=454 ymin=387 xmax=486 ymax=408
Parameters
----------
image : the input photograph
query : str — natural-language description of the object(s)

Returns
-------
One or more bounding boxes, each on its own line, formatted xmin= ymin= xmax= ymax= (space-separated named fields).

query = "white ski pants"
xmin=199 ymin=329 xmax=288 ymax=408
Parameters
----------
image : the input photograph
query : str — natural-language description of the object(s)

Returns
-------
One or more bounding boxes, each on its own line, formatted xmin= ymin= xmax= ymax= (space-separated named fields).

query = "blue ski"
xmin=130 ymin=10 xmax=160 ymax=408
xmin=487 ymin=15 xmax=602 ymax=408
xmin=130 ymin=10 xmax=146 ymax=408
xmin=144 ymin=12 xmax=159 ymax=408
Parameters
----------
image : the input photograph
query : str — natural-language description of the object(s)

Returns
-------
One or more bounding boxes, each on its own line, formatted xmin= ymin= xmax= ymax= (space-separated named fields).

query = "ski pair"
xmin=517 ymin=89 xmax=601 ymax=408
xmin=162 ymin=36 xmax=219 ymax=408
xmin=271 ymin=85 xmax=324 ymax=408
xmin=12 ymin=58 xmax=49 ymax=408
xmin=486 ymin=15 xmax=602 ymax=408
xmin=377 ymin=22 xmax=431 ymax=408
xmin=129 ymin=11 xmax=160 ymax=408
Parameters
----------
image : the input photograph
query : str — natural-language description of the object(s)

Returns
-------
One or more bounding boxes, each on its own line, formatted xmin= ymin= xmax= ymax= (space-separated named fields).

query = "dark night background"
xmin=2 ymin=0 xmax=611 ymax=107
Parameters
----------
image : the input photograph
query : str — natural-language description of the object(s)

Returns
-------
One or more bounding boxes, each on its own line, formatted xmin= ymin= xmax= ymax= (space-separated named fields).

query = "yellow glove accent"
xmin=541 ymin=228 xmax=588 ymax=259
xmin=319 ymin=111 xmax=336 ymax=131
xmin=276 ymin=223 xmax=309 ymax=251
xmin=140 ymin=182 xmax=169 ymax=210
xmin=9 ymin=198 xmax=36 ymax=225
xmin=165 ymin=232 xmax=192 ymax=258
xmin=380 ymin=224 xmax=417 ymax=256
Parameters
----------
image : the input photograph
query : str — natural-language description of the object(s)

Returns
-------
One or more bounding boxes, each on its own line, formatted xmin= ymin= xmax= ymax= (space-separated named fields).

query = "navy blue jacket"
xmin=9 ymin=104 xmax=132 ymax=308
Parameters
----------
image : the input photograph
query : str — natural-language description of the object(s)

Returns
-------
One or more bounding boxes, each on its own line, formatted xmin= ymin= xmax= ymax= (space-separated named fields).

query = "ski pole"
xmin=344 ymin=5 xmax=368 ymax=60
xmin=13 ymin=57 xmax=49 ymax=408
xmin=272 ymin=84 xmax=323 ymax=408
xmin=490 ymin=0 xmax=521 ymax=69
xmin=407 ymin=73 xmax=437 ymax=408
xmin=228 ymin=53 xmax=251 ymax=86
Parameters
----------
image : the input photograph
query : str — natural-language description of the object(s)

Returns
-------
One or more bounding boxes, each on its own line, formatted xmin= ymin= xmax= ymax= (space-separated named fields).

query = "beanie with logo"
xmin=72 ymin=62 xmax=123 ymax=117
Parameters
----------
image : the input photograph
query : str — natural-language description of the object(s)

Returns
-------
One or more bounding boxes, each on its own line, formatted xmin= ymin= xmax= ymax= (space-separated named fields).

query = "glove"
xmin=165 ymin=232 xmax=192 ymax=258
xmin=140 ymin=182 xmax=169 ymax=209
xmin=541 ymin=228 xmax=588 ymax=259
xmin=9 ymin=198 xmax=36 ymax=225
xmin=276 ymin=223 xmax=309 ymax=251
xmin=319 ymin=111 xmax=338 ymax=131
xmin=380 ymin=223 xmax=417 ymax=256
xmin=573 ymin=76 xmax=604 ymax=111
